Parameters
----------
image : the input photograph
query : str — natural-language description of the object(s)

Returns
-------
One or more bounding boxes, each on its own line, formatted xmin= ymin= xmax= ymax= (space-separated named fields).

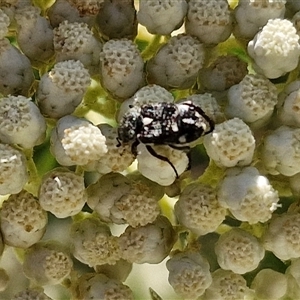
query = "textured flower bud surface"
xmin=0 ymin=191 xmax=48 ymax=248
xmin=204 ymin=118 xmax=255 ymax=168
xmin=167 ymin=251 xmax=212 ymax=299
xmin=50 ymin=115 xmax=107 ymax=166
xmin=0 ymin=95 xmax=46 ymax=148
xmin=248 ymin=18 xmax=300 ymax=78
xmin=215 ymin=228 xmax=265 ymax=274
xmin=0 ymin=143 xmax=28 ymax=195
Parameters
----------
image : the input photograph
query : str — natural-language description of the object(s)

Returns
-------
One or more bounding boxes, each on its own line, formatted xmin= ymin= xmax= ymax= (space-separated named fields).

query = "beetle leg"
xmin=145 ymin=145 xmax=179 ymax=178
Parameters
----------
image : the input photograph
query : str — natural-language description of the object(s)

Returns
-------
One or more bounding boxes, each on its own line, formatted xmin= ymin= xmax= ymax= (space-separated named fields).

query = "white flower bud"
xmin=0 ymin=143 xmax=28 ymax=195
xmin=261 ymin=125 xmax=300 ymax=176
xmin=95 ymin=0 xmax=137 ymax=40
xmin=84 ymin=124 xmax=135 ymax=174
xmin=137 ymin=143 xmax=189 ymax=186
xmin=37 ymin=60 xmax=91 ymax=119
xmin=217 ymin=167 xmax=280 ymax=224
xmin=251 ymin=269 xmax=287 ymax=300
xmin=53 ymin=20 xmax=102 ymax=75
xmin=248 ymin=18 xmax=300 ymax=78
xmin=226 ymin=74 xmax=278 ymax=126
xmin=203 ymin=118 xmax=255 ymax=168
xmin=23 ymin=241 xmax=73 ymax=286
xmin=175 ymin=182 xmax=226 ymax=235
xmin=70 ymin=216 xmax=120 ymax=267
xmin=147 ymin=34 xmax=205 ymax=89
xmin=234 ymin=0 xmax=286 ymax=39
xmin=117 ymin=84 xmax=174 ymax=122
xmin=87 ymin=172 xmax=160 ymax=227
xmin=263 ymin=213 xmax=300 ymax=260
xmin=0 ymin=95 xmax=46 ymax=148
xmin=0 ymin=39 xmax=34 ymax=96
xmin=39 ymin=168 xmax=87 ymax=218
xmin=185 ymin=0 xmax=233 ymax=45
xmin=14 ymin=6 xmax=54 ymax=66
xmin=215 ymin=228 xmax=265 ymax=274
xmin=118 ymin=216 xmax=176 ymax=264
xmin=0 ymin=190 xmax=48 ymax=248
xmin=166 ymin=251 xmax=212 ymax=299
xmin=75 ymin=273 xmax=133 ymax=300
xmin=50 ymin=115 xmax=107 ymax=166
xmin=0 ymin=9 xmax=10 ymax=39
xmin=203 ymin=269 xmax=254 ymax=300
xmin=277 ymin=80 xmax=300 ymax=127
xmin=100 ymin=38 xmax=145 ymax=99
xmin=185 ymin=93 xmax=224 ymax=124
xmin=12 ymin=288 xmax=52 ymax=300
xmin=137 ymin=0 xmax=187 ymax=35
xmin=198 ymin=55 xmax=248 ymax=92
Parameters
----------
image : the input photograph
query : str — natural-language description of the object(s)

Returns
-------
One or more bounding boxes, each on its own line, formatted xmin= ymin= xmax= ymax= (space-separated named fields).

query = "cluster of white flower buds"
xmin=2 ymin=0 xmax=300 ymax=299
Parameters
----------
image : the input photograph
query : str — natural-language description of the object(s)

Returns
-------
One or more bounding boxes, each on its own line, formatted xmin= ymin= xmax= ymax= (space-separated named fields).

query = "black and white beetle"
xmin=117 ymin=101 xmax=214 ymax=178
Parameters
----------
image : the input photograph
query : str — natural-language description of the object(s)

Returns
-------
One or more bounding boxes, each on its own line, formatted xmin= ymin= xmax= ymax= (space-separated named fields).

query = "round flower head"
xmin=215 ymin=228 xmax=265 ymax=274
xmin=248 ymin=18 xmax=300 ymax=79
xmin=0 ymin=95 xmax=46 ymax=148
xmin=175 ymin=182 xmax=226 ymax=236
xmin=185 ymin=0 xmax=233 ymax=45
xmin=251 ymin=269 xmax=287 ymax=300
xmin=234 ymin=0 xmax=286 ymax=40
xmin=87 ymin=172 xmax=160 ymax=227
xmin=14 ymin=6 xmax=54 ymax=67
xmin=70 ymin=216 xmax=120 ymax=267
xmin=118 ymin=216 xmax=176 ymax=264
xmin=117 ymin=84 xmax=174 ymax=122
xmin=84 ymin=124 xmax=135 ymax=174
xmin=203 ymin=118 xmax=255 ymax=168
xmin=0 ymin=190 xmax=48 ymax=248
xmin=286 ymin=258 xmax=300 ymax=299
xmin=277 ymin=80 xmax=300 ymax=127
xmin=22 ymin=241 xmax=73 ymax=286
xmin=263 ymin=213 xmax=300 ymax=260
xmin=37 ymin=60 xmax=91 ymax=119
xmin=166 ymin=251 xmax=212 ymax=299
xmin=0 ymin=9 xmax=10 ymax=39
xmin=50 ymin=115 xmax=107 ymax=166
xmin=0 ymin=143 xmax=28 ymax=195
xmin=217 ymin=167 xmax=280 ymax=224
xmin=226 ymin=74 xmax=278 ymax=126
xmin=53 ymin=20 xmax=102 ymax=75
xmin=147 ymin=34 xmax=205 ymax=90
xmin=95 ymin=0 xmax=137 ymax=40
xmin=0 ymin=39 xmax=34 ymax=96
xmin=203 ymin=269 xmax=254 ymax=300
xmin=12 ymin=288 xmax=52 ymax=300
xmin=261 ymin=125 xmax=300 ymax=176
xmin=137 ymin=0 xmax=187 ymax=35
xmin=185 ymin=93 xmax=224 ymax=124
xmin=100 ymin=38 xmax=145 ymax=99
xmin=47 ymin=0 xmax=101 ymax=28
xmin=136 ymin=143 xmax=189 ymax=186
xmin=75 ymin=273 xmax=133 ymax=300
xmin=198 ymin=55 xmax=248 ymax=92
xmin=39 ymin=168 xmax=87 ymax=218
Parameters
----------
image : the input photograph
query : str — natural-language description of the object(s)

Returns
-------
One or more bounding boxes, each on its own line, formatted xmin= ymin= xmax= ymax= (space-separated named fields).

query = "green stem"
xmin=141 ymin=35 xmax=163 ymax=61
xmin=23 ymin=148 xmax=41 ymax=196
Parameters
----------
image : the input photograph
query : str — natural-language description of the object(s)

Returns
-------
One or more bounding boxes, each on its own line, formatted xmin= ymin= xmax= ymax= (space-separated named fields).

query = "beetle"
xmin=117 ymin=101 xmax=214 ymax=178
